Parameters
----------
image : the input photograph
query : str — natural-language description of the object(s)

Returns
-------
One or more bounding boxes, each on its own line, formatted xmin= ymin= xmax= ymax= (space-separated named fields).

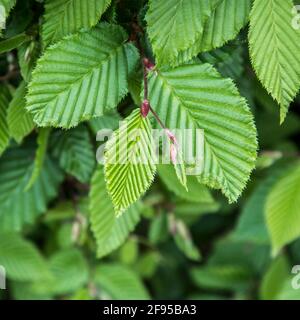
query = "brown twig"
xmin=133 ymin=22 xmax=167 ymax=128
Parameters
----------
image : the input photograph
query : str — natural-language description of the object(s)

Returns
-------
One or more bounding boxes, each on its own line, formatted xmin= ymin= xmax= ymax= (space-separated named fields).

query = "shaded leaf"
xmin=27 ymin=24 xmax=139 ymax=128
xmin=89 ymin=166 xmax=140 ymax=258
xmin=7 ymin=81 xmax=34 ymax=143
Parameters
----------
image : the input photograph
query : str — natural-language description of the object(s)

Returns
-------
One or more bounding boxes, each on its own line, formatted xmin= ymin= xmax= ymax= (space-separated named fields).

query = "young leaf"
xmin=0 ymin=233 xmax=51 ymax=281
xmin=104 ymin=109 xmax=156 ymax=215
xmin=89 ymin=166 xmax=141 ymax=258
xmin=95 ymin=264 xmax=150 ymax=299
xmin=51 ymin=125 xmax=95 ymax=183
xmin=47 ymin=249 xmax=89 ymax=295
xmin=158 ymin=164 xmax=214 ymax=203
xmin=146 ymin=0 xmax=213 ymax=66
xmin=30 ymin=248 xmax=89 ymax=295
xmin=42 ymin=0 xmax=112 ymax=47
xmin=27 ymin=24 xmax=139 ymax=128
xmin=0 ymin=85 xmax=11 ymax=155
xmin=148 ymin=63 xmax=257 ymax=203
xmin=260 ymin=256 xmax=289 ymax=300
xmin=7 ymin=81 xmax=35 ymax=143
xmin=18 ymin=41 xmax=40 ymax=82
xmin=173 ymin=219 xmax=201 ymax=261
xmin=249 ymin=0 xmax=300 ymax=122
xmin=266 ymin=163 xmax=300 ymax=256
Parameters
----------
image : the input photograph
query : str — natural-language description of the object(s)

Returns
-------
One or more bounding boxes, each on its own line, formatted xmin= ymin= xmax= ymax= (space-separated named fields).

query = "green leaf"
xmin=276 ymin=281 xmax=300 ymax=300
xmin=158 ymin=164 xmax=214 ymax=203
xmin=148 ymin=212 xmax=169 ymax=245
xmin=51 ymin=125 xmax=95 ymax=183
xmin=48 ymin=249 xmax=89 ymax=294
xmin=266 ymin=163 xmax=300 ymax=256
xmin=0 ymin=0 xmax=16 ymax=15
xmin=249 ymin=0 xmax=300 ymax=122
xmin=208 ymin=238 xmax=270 ymax=275
xmin=174 ymin=200 xmax=220 ymax=218
xmin=42 ymin=0 xmax=112 ymax=47
xmin=10 ymin=281 xmax=53 ymax=300
xmin=7 ymin=81 xmax=35 ymax=143
xmin=89 ymin=166 xmax=141 ymax=258
xmin=0 ymin=32 xmax=30 ymax=54
xmin=0 ymin=233 xmax=51 ymax=281
xmin=128 ymin=69 xmax=143 ymax=105
xmin=0 ymin=0 xmax=16 ymax=35
xmin=27 ymin=24 xmax=139 ymax=128
xmin=175 ymin=0 xmax=251 ymax=65
xmin=173 ymin=220 xmax=201 ymax=261
xmin=88 ymin=111 xmax=120 ymax=135
xmin=18 ymin=41 xmax=40 ymax=82
xmin=0 ymin=141 xmax=63 ymax=231
xmin=171 ymin=148 xmax=188 ymax=190
xmin=26 ymin=128 xmax=50 ymax=190
xmin=43 ymin=201 xmax=75 ymax=224
xmin=199 ymin=45 xmax=244 ymax=80
xmin=232 ymin=173 xmax=284 ymax=245
xmin=119 ymin=237 xmax=139 ymax=265
xmin=95 ymin=264 xmax=150 ymax=299
xmin=32 ymin=248 xmax=89 ymax=295
xmin=56 ymin=223 xmax=74 ymax=250
xmin=0 ymin=85 xmax=11 ymax=155
xmin=105 ymin=109 xmax=156 ymax=215
xmin=196 ymin=0 xmax=251 ymax=53
xmin=191 ymin=265 xmax=251 ymax=291
xmin=260 ymin=256 xmax=289 ymax=300
xmin=148 ymin=63 xmax=257 ymax=203
xmin=135 ymin=252 xmax=160 ymax=279
xmin=146 ymin=0 xmax=213 ymax=66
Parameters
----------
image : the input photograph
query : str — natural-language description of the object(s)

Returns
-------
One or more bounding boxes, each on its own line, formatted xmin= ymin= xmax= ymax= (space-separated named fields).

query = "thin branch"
xmin=149 ymin=105 xmax=166 ymax=129
xmin=133 ymin=22 xmax=166 ymax=127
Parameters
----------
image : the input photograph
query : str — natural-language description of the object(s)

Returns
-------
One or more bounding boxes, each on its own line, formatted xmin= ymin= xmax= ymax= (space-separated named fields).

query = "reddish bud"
xmin=165 ymin=129 xmax=177 ymax=146
xmin=141 ymin=99 xmax=150 ymax=117
xmin=143 ymin=58 xmax=155 ymax=71
xmin=170 ymin=143 xmax=178 ymax=165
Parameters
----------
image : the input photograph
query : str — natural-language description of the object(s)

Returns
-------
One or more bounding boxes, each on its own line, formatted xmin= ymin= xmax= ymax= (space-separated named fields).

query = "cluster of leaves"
xmin=0 ymin=0 xmax=299 ymax=300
